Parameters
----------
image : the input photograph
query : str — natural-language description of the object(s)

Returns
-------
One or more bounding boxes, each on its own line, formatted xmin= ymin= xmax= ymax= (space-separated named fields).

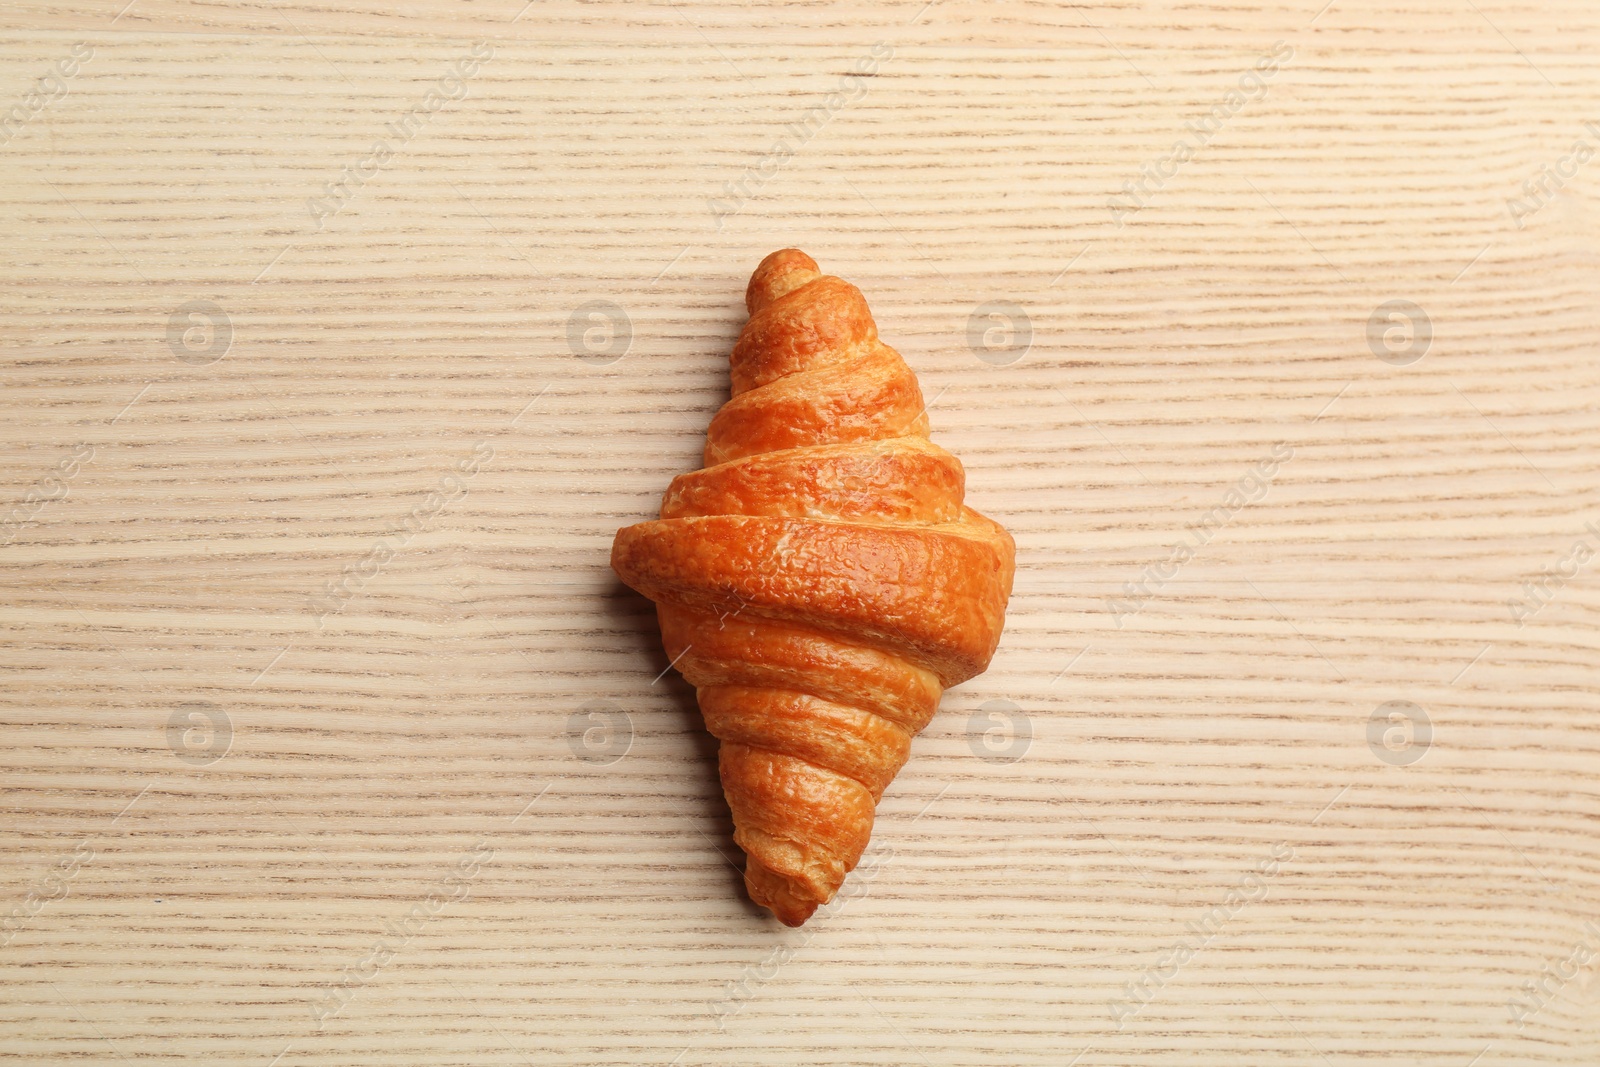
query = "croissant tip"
xmin=756 ymin=247 xmax=816 ymax=271
xmin=745 ymin=248 xmax=822 ymax=314
xmin=743 ymin=856 xmax=825 ymax=927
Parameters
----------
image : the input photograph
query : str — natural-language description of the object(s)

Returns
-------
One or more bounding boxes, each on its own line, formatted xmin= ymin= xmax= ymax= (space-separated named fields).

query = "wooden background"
xmin=2 ymin=2 xmax=1597 ymax=1063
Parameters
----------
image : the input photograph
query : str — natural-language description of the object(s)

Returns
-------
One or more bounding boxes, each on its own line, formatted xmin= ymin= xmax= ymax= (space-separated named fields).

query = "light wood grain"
xmin=2 ymin=2 xmax=1598 ymax=1065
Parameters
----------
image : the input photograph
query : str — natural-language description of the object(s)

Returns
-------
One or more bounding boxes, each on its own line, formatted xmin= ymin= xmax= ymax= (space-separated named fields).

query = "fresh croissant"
xmin=611 ymin=249 xmax=1015 ymax=926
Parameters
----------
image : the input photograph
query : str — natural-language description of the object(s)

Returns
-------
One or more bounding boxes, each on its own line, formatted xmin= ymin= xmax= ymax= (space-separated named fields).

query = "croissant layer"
xmin=660 ymin=437 xmax=965 ymax=525
xmin=613 ymin=512 xmax=1010 ymax=687
xmin=611 ymin=249 xmax=1014 ymax=925
xmin=655 ymin=604 xmax=942 ymax=734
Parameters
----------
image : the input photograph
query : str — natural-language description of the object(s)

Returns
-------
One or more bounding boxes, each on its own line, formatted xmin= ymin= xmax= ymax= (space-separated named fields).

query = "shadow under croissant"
xmin=601 ymin=574 xmax=767 ymax=922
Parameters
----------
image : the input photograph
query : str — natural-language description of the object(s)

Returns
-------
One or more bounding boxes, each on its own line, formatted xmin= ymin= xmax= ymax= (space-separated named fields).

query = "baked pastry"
xmin=611 ymin=249 xmax=1015 ymax=925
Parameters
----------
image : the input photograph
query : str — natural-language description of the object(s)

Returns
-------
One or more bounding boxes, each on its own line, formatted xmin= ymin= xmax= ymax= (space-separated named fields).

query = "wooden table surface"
xmin=2 ymin=3 xmax=1598 ymax=1064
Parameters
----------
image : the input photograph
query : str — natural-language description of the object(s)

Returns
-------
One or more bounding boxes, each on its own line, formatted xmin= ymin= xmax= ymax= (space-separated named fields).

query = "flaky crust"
xmin=611 ymin=249 xmax=1015 ymax=926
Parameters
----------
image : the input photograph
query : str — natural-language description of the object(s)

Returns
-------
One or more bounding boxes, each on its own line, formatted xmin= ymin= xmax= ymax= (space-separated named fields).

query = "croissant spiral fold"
xmin=611 ymin=249 xmax=1015 ymax=926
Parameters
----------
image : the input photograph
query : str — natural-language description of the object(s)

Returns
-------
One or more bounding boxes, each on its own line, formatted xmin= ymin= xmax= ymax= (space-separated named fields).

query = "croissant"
xmin=611 ymin=249 xmax=1015 ymax=926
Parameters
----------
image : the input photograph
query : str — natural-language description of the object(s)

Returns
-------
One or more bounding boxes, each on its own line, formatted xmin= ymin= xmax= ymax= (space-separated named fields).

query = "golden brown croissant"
xmin=611 ymin=249 xmax=1015 ymax=926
